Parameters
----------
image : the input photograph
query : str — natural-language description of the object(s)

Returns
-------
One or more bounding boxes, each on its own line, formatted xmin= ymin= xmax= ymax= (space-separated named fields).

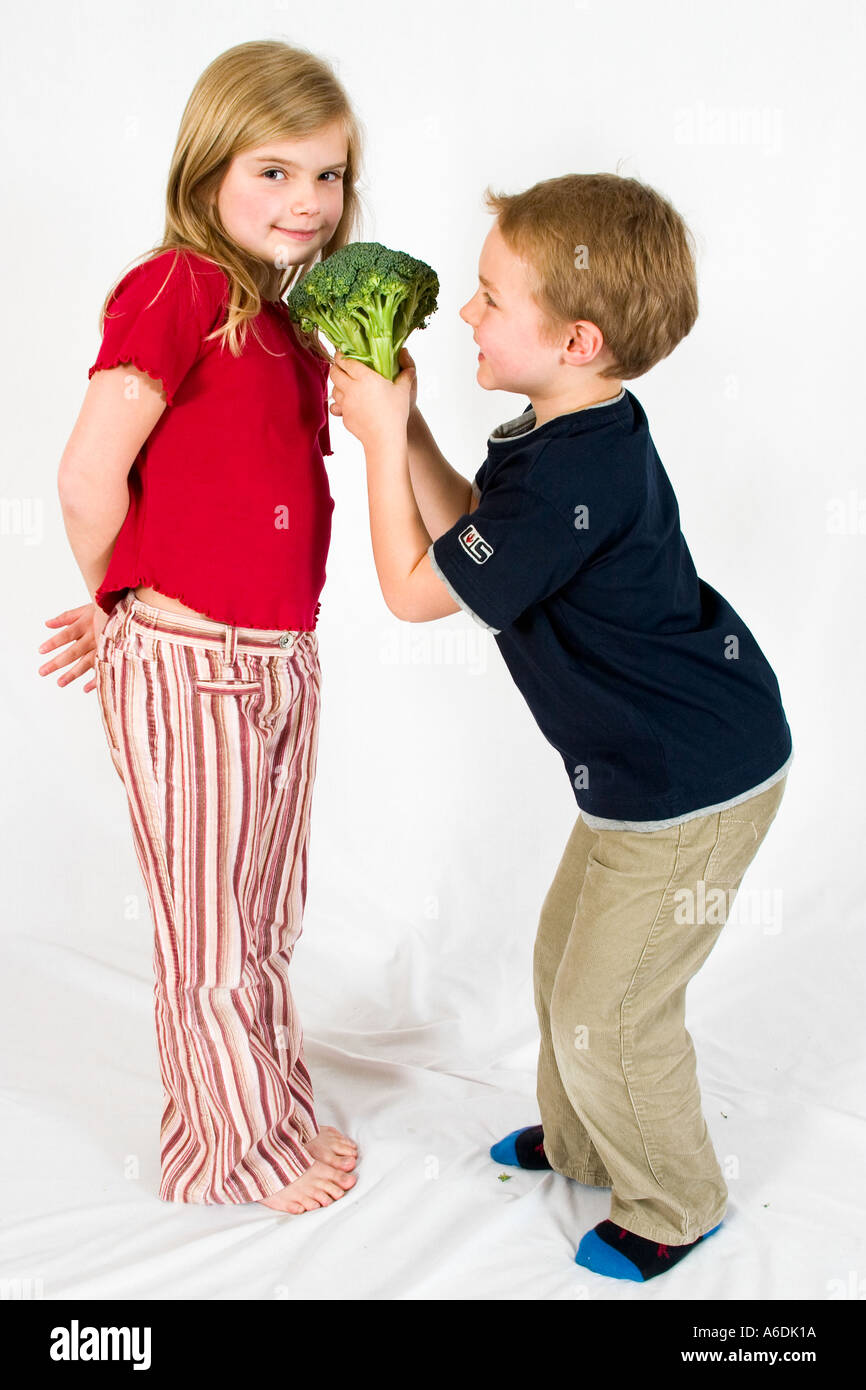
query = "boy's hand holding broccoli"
xmin=287 ymin=241 xmax=438 ymax=381
xmin=288 ymin=240 xmax=435 ymax=450
xmin=290 ymin=241 xmax=445 ymax=613
xmin=328 ymin=346 xmax=416 ymax=452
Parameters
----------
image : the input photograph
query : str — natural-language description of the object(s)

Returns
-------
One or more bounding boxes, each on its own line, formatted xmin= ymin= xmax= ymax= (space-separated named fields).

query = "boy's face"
xmin=459 ymin=220 xmax=567 ymax=395
xmin=460 ymin=219 xmax=609 ymax=397
xmin=215 ymin=121 xmax=348 ymax=290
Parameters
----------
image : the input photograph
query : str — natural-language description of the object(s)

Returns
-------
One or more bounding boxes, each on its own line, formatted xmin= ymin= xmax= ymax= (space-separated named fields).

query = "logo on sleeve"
xmin=458 ymin=524 xmax=494 ymax=564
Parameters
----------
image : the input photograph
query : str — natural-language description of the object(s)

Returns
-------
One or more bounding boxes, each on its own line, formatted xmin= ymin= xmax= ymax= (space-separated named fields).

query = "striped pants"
xmin=93 ymin=591 xmax=322 ymax=1204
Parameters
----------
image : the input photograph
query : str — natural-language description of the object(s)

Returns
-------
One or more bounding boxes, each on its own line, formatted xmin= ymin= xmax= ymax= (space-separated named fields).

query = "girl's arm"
xmin=40 ymin=365 xmax=167 ymax=687
xmin=58 ymin=364 xmax=167 ymax=594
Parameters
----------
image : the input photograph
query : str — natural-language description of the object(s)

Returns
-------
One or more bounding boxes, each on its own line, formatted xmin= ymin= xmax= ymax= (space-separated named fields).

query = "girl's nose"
xmin=291 ymin=187 xmax=321 ymax=214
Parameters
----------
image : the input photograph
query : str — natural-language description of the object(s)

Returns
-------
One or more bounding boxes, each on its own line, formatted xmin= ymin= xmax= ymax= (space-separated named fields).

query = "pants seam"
xmin=617 ymin=827 xmax=690 ymax=1228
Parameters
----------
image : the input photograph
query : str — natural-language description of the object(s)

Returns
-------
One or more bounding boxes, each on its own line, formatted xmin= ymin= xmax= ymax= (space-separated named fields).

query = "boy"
xmin=328 ymin=173 xmax=793 ymax=1284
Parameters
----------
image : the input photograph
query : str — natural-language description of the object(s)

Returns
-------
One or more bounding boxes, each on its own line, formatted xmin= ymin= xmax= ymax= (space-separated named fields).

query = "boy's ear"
xmin=562 ymin=319 xmax=607 ymax=367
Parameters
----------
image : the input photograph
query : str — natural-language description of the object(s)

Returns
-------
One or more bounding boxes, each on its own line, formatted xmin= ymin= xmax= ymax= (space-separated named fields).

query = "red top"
xmin=88 ymin=248 xmax=334 ymax=629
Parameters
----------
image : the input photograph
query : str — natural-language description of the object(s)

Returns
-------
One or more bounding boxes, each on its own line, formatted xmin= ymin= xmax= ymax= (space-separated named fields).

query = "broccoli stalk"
xmin=286 ymin=241 xmax=439 ymax=381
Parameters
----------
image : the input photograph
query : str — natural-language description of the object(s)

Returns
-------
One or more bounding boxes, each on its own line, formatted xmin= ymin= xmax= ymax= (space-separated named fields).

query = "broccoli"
xmin=286 ymin=241 xmax=439 ymax=381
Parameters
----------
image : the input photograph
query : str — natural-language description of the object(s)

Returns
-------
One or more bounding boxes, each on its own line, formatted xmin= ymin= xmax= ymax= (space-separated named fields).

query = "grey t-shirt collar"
xmin=489 ymin=387 xmax=627 ymax=443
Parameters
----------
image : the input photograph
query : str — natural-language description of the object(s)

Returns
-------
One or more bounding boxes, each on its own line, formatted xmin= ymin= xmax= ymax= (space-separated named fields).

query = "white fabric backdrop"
xmin=3 ymin=0 xmax=865 ymax=1301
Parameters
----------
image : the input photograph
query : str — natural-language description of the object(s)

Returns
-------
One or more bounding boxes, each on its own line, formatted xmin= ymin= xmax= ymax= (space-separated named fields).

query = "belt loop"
xmin=224 ymin=623 xmax=237 ymax=663
xmin=120 ymin=592 xmax=136 ymax=641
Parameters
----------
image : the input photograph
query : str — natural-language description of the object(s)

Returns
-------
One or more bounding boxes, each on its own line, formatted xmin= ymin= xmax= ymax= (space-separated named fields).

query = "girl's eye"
xmin=484 ymin=292 xmax=496 ymax=306
xmin=262 ymin=169 xmax=343 ymax=182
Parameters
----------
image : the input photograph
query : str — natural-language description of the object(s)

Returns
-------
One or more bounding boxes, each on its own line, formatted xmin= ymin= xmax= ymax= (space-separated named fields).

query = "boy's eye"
xmin=483 ymin=292 xmax=496 ymax=306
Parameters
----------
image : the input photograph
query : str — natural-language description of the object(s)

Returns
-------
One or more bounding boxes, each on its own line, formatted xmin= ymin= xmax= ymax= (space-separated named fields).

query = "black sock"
xmin=512 ymin=1124 xmax=552 ymax=1169
xmin=580 ymin=1218 xmax=720 ymax=1281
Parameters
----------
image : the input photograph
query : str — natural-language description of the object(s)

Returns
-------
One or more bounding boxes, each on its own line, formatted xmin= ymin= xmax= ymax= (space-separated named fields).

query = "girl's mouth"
xmin=274 ymin=227 xmax=318 ymax=240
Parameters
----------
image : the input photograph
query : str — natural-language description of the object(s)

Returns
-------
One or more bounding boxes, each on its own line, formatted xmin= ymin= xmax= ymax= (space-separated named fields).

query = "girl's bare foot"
xmin=257 ymin=1126 xmax=359 ymax=1214
xmin=303 ymin=1124 xmax=358 ymax=1171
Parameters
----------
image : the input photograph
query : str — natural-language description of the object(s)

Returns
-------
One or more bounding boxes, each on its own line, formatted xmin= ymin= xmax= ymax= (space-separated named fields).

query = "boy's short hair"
xmin=483 ymin=173 xmax=699 ymax=380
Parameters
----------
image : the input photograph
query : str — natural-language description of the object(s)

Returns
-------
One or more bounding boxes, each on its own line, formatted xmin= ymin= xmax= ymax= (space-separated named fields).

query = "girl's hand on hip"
xmin=328 ymin=349 xmax=415 ymax=450
xmin=37 ymin=600 xmax=106 ymax=692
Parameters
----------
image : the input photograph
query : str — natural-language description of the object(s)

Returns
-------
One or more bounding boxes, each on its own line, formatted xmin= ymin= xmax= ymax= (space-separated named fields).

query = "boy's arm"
xmin=363 ymin=433 xmax=467 ymax=623
xmin=406 ymin=405 xmax=480 ymax=537
xmin=342 ymin=359 xmax=584 ymax=635
xmin=330 ymin=349 xmax=481 ymax=624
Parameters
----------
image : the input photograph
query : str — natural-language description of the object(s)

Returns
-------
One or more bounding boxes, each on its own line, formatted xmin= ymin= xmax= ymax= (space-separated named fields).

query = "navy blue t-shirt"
xmin=428 ymin=388 xmax=793 ymax=825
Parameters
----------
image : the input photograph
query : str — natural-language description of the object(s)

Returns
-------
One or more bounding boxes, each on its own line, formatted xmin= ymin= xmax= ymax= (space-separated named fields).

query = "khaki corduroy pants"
xmin=533 ymin=774 xmax=788 ymax=1244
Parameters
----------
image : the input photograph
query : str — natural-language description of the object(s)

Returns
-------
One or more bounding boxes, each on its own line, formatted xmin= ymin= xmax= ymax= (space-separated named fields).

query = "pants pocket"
xmin=96 ymin=601 xmax=124 ymax=656
xmin=702 ymin=777 xmax=786 ymax=884
xmin=193 ymin=678 xmax=265 ymax=695
xmin=703 ymin=810 xmax=758 ymax=883
xmin=94 ymin=655 xmax=122 ymax=766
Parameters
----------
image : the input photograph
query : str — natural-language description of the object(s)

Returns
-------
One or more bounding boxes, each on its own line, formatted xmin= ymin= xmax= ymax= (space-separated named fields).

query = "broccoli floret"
xmin=286 ymin=241 xmax=439 ymax=380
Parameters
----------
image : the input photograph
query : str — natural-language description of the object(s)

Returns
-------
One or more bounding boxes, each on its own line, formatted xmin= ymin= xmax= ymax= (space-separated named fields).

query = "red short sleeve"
xmin=88 ymin=250 xmax=227 ymax=406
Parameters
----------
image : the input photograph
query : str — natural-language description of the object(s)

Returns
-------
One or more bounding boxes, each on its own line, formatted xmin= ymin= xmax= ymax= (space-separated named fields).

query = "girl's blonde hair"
xmin=483 ymin=173 xmax=699 ymax=380
xmin=96 ymin=39 xmax=365 ymax=362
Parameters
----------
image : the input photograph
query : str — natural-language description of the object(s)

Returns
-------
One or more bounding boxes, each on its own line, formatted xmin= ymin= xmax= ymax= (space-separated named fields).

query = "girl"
xmin=39 ymin=39 xmax=366 ymax=1214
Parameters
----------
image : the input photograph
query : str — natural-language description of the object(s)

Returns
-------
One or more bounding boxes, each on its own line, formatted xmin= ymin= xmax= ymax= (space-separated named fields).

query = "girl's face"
xmin=459 ymin=219 xmax=567 ymax=396
xmin=216 ymin=120 xmax=348 ymax=293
